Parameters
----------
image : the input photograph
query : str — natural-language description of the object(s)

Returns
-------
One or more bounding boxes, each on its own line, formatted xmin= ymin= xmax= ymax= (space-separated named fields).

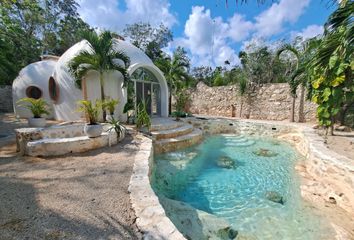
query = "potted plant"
xmin=103 ymin=98 xmax=119 ymax=122
xmin=17 ymin=98 xmax=49 ymax=127
xmin=77 ymin=99 xmax=103 ymax=138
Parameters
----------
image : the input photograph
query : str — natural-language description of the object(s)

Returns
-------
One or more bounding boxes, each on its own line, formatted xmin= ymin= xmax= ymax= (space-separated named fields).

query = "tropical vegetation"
xmin=1 ymin=0 xmax=352 ymax=134
xmin=104 ymin=98 xmax=119 ymax=115
xmin=155 ymin=47 xmax=191 ymax=113
xmin=17 ymin=98 xmax=49 ymax=118
xmin=68 ymin=31 xmax=130 ymax=120
xmin=107 ymin=117 xmax=126 ymax=140
xmin=77 ymin=99 xmax=102 ymax=125
xmin=0 ymin=0 xmax=92 ymax=85
xmin=136 ymin=101 xmax=151 ymax=130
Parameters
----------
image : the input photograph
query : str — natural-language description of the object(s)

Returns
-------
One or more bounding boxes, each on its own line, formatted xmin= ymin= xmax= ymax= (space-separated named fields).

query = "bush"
xmin=17 ymin=98 xmax=49 ymax=118
xmin=77 ymin=100 xmax=102 ymax=125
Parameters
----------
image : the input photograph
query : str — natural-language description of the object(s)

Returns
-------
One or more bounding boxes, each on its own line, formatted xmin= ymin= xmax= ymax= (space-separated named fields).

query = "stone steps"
xmin=151 ymin=124 xmax=194 ymax=140
xmin=154 ymin=128 xmax=203 ymax=154
xmin=150 ymin=121 xmax=184 ymax=132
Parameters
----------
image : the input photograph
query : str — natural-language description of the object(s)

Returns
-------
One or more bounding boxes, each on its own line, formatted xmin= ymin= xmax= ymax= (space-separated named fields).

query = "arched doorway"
xmin=131 ymin=67 xmax=165 ymax=117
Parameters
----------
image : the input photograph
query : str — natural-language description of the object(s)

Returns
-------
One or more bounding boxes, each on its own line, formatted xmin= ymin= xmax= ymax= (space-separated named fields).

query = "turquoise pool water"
xmin=152 ymin=134 xmax=332 ymax=240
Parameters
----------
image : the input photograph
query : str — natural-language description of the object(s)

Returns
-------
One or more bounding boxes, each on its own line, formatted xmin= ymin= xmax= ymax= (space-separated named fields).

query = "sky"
xmin=76 ymin=0 xmax=335 ymax=67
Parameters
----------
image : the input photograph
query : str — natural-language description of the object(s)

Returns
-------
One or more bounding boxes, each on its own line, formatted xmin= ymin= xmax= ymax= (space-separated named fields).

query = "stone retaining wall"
xmin=0 ymin=85 xmax=13 ymax=112
xmin=187 ymin=82 xmax=317 ymax=122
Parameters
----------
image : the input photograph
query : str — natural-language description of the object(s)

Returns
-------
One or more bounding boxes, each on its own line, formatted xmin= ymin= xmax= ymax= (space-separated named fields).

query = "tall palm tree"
xmin=68 ymin=31 xmax=130 ymax=120
xmin=155 ymin=48 xmax=190 ymax=114
xmin=277 ymin=38 xmax=321 ymax=122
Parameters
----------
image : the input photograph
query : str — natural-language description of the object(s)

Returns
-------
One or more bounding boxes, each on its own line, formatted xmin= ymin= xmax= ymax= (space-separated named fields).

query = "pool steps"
xmin=151 ymin=124 xmax=194 ymax=140
xmin=151 ymin=119 xmax=203 ymax=154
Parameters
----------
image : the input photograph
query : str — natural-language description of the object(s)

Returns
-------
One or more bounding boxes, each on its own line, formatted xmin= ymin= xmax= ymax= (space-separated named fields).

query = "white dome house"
xmin=12 ymin=59 xmax=58 ymax=119
xmin=50 ymin=39 xmax=169 ymax=122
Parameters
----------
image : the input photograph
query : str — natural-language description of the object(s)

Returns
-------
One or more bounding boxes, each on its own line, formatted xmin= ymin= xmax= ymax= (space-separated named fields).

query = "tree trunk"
xmin=298 ymin=84 xmax=305 ymax=123
xmin=290 ymin=96 xmax=295 ymax=122
xmin=100 ymin=73 xmax=106 ymax=121
xmin=169 ymin=92 xmax=172 ymax=115
xmin=239 ymin=99 xmax=243 ymax=118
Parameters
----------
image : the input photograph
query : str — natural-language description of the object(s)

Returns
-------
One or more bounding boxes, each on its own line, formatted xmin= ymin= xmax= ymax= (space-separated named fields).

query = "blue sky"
xmin=77 ymin=0 xmax=334 ymax=67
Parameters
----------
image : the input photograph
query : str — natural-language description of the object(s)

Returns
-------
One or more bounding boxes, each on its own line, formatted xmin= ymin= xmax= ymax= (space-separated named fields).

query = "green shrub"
xmin=17 ymin=98 xmax=49 ymax=118
xmin=107 ymin=117 xmax=126 ymax=139
xmin=103 ymin=98 xmax=119 ymax=115
xmin=77 ymin=100 xmax=102 ymax=125
xmin=136 ymin=101 xmax=151 ymax=130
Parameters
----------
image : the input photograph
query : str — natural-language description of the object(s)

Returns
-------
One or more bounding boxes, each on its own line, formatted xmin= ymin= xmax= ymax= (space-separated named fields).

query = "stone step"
xmin=154 ymin=128 xmax=203 ymax=154
xmin=151 ymin=124 xmax=194 ymax=140
xmin=150 ymin=121 xmax=185 ymax=132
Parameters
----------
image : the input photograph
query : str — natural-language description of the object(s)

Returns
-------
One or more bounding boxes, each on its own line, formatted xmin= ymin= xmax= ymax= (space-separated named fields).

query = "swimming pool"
xmin=152 ymin=134 xmax=333 ymax=239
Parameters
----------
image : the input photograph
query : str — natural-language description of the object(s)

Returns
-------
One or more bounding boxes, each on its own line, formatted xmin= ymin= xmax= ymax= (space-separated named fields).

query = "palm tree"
xmin=155 ymin=47 xmax=190 ymax=114
xmin=277 ymin=38 xmax=321 ymax=123
xmin=68 ymin=31 xmax=130 ymax=120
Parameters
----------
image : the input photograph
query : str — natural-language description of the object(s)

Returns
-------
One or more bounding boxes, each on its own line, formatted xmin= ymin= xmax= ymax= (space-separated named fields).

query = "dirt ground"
xmin=0 ymin=135 xmax=142 ymax=240
xmin=317 ymin=129 xmax=354 ymax=160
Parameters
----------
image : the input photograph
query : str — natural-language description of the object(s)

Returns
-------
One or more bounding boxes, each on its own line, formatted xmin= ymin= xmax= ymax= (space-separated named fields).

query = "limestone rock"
xmin=217 ymin=156 xmax=236 ymax=169
xmin=217 ymin=227 xmax=238 ymax=239
xmin=334 ymin=125 xmax=351 ymax=132
xmin=158 ymin=196 xmax=234 ymax=240
xmin=253 ymin=148 xmax=278 ymax=157
xmin=265 ymin=191 xmax=284 ymax=205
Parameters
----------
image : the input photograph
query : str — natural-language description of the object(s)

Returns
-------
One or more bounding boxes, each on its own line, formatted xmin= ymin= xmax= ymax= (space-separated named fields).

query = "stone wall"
xmin=0 ymin=85 xmax=13 ymax=112
xmin=187 ymin=82 xmax=317 ymax=122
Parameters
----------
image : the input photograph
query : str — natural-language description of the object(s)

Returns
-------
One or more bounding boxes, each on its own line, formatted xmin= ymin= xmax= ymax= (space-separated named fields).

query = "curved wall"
xmin=12 ymin=60 xmax=57 ymax=119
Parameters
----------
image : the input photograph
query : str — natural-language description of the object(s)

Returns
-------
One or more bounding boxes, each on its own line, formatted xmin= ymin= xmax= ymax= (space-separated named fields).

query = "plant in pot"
xmin=17 ymin=98 xmax=49 ymax=127
xmin=103 ymin=98 xmax=119 ymax=122
xmin=77 ymin=99 xmax=103 ymax=138
xmin=136 ymin=101 xmax=151 ymax=132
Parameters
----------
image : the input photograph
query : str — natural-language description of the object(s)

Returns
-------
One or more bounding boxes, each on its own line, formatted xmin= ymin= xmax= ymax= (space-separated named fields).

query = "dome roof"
xmin=12 ymin=60 xmax=57 ymax=118
xmin=112 ymin=39 xmax=153 ymax=66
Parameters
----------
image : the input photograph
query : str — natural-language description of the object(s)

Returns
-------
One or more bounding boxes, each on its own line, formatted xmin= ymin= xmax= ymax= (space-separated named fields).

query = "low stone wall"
xmin=0 ymin=85 xmax=13 ymax=112
xmin=187 ymin=82 xmax=317 ymax=122
xmin=129 ymin=135 xmax=186 ymax=240
xmin=15 ymin=123 xmax=125 ymax=156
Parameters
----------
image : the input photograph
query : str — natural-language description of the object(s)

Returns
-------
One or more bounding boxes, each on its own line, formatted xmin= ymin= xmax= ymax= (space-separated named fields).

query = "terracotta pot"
xmin=84 ymin=124 xmax=103 ymax=138
xmin=28 ymin=117 xmax=46 ymax=128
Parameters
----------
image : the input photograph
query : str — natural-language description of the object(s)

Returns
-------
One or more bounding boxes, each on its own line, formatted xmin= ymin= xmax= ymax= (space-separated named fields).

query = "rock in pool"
xmin=265 ymin=191 xmax=284 ymax=205
xmin=217 ymin=226 xmax=238 ymax=239
xmin=253 ymin=148 xmax=278 ymax=157
xmin=217 ymin=156 xmax=236 ymax=169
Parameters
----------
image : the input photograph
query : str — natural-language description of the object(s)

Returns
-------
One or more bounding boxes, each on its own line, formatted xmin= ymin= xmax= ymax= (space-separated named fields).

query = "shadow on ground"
xmin=0 ymin=135 xmax=142 ymax=240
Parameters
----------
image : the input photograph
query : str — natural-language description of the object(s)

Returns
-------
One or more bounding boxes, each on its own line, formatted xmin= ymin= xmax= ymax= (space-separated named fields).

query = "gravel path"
xmin=0 ymin=135 xmax=142 ymax=240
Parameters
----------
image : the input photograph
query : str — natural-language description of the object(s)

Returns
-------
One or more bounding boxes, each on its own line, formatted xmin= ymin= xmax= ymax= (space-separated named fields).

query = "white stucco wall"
xmin=12 ymin=60 xmax=57 ymax=119
xmin=51 ymin=41 xmax=87 ymax=121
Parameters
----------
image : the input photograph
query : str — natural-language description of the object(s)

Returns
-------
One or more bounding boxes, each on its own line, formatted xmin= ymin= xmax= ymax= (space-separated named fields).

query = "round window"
xmin=26 ymin=86 xmax=42 ymax=99
xmin=48 ymin=76 xmax=59 ymax=102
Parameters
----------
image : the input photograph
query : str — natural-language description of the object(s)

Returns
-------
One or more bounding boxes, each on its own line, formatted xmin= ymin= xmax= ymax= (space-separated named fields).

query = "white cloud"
xmin=77 ymin=0 xmax=177 ymax=32
xmin=254 ymin=0 xmax=310 ymax=37
xmin=178 ymin=0 xmax=313 ymax=68
xmin=228 ymin=14 xmax=254 ymax=42
xmin=290 ymin=24 xmax=323 ymax=40
xmin=178 ymin=6 xmax=244 ymax=67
